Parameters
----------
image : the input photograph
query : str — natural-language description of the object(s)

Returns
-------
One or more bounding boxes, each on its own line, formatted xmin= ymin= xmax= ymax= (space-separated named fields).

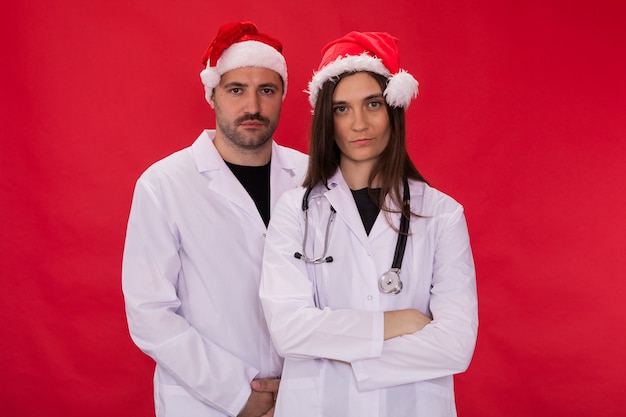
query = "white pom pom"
xmin=200 ymin=68 xmax=221 ymax=104
xmin=200 ymin=68 xmax=221 ymax=89
xmin=384 ymin=70 xmax=419 ymax=109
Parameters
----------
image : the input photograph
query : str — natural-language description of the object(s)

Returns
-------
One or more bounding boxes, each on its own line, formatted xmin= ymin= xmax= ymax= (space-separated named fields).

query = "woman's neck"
xmin=340 ymin=159 xmax=379 ymax=190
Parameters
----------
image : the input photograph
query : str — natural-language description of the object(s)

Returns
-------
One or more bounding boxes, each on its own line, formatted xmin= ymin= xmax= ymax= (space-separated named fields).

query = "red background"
xmin=2 ymin=1 xmax=625 ymax=416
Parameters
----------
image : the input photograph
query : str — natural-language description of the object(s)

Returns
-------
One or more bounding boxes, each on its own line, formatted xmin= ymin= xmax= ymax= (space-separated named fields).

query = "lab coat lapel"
xmin=367 ymin=193 xmax=401 ymax=241
xmin=367 ymin=180 xmax=424 ymax=241
xmin=269 ymin=141 xmax=304 ymax=211
xmin=324 ymin=171 xmax=371 ymax=249
xmin=191 ymin=131 xmax=263 ymax=223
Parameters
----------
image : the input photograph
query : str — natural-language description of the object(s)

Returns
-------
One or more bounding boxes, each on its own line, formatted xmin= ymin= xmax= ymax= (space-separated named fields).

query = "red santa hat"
xmin=307 ymin=31 xmax=418 ymax=109
xmin=200 ymin=21 xmax=288 ymax=102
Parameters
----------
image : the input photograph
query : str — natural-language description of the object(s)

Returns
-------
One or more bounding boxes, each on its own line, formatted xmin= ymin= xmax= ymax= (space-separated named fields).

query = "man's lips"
xmin=238 ymin=118 xmax=268 ymax=128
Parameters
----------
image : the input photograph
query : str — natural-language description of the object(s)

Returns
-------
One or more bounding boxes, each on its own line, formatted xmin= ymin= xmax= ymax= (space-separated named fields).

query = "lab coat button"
xmin=367 ymin=295 xmax=373 ymax=301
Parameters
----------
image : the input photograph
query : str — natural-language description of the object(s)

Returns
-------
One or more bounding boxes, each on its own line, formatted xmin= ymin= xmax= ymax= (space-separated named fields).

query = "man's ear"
xmin=208 ymin=92 xmax=216 ymax=109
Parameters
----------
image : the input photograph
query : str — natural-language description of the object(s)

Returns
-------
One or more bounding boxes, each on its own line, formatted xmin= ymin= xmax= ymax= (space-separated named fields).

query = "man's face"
xmin=210 ymin=66 xmax=283 ymax=153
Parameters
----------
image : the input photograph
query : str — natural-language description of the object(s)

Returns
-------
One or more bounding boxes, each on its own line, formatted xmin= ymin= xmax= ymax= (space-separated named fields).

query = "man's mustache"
xmin=236 ymin=114 xmax=270 ymax=125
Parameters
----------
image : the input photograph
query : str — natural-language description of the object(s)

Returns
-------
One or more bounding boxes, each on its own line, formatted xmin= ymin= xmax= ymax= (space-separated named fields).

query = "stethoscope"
xmin=294 ymin=180 xmax=410 ymax=294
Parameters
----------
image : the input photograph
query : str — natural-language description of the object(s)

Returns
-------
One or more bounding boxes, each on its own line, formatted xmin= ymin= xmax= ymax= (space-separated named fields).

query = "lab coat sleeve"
xmin=122 ymin=178 xmax=257 ymax=416
xmin=260 ymin=191 xmax=384 ymax=363
xmin=351 ymin=205 xmax=478 ymax=391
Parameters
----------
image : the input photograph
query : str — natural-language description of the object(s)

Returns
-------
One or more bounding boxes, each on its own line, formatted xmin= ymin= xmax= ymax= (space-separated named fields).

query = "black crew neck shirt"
xmin=351 ymin=188 xmax=382 ymax=235
xmin=225 ymin=160 xmax=271 ymax=227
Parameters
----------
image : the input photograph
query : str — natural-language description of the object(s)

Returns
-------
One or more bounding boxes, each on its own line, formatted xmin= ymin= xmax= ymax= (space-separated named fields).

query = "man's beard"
xmin=216 ymin=112 xmax=278 ymax=151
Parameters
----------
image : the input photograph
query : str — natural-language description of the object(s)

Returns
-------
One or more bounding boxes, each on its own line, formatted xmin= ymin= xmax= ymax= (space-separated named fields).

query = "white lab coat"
xmin=122 ymin=130 xmax=308 ymax=417
xmin=260 ymin=169 xmax=478 ymax=417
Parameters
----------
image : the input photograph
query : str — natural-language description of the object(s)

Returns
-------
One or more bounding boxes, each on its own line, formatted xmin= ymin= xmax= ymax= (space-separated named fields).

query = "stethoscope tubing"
xmin=295 ymin=179 xmax=410 ymax=294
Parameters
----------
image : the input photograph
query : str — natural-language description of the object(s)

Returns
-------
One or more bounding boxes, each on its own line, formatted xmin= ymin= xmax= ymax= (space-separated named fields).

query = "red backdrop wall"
xmin=2 ymin=1 xmax=625 ymax=416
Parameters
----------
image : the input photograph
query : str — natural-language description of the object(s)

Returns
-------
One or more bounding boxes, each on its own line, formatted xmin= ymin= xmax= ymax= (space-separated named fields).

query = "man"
xmin=122 ymin=21 xmax=308 ymax=417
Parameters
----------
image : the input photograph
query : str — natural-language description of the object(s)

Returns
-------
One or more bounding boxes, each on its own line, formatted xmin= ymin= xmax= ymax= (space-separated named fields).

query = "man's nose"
xmin=244 ymin=92 xmax=262 ymax=114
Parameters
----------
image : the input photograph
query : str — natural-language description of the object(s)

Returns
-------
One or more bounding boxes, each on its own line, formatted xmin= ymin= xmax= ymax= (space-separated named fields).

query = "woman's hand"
xmin=383 ymin=309 xmax=431 ymax=340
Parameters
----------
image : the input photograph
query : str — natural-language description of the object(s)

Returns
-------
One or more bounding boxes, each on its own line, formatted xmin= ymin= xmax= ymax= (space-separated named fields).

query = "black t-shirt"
xmin=225 ymin=160 xmax=271 ymax=227
xmin=351 ymin=188 xmax=382 ymax=236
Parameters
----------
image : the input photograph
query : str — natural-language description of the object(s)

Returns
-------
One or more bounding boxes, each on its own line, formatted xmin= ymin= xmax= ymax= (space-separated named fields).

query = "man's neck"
xmin=213 ymin=134 xmax=272 ymax=166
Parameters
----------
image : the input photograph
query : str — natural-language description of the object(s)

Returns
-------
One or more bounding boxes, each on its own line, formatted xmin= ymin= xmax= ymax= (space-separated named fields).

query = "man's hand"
xmin=251 ymin=377 xmax=280 ymax=399
xmin=237 ymin=377 xmax=281 ymax=417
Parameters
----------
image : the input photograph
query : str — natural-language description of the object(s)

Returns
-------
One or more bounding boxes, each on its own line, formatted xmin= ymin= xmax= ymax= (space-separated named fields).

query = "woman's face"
xmin=332 ymin=72 xmax=391 ymax=172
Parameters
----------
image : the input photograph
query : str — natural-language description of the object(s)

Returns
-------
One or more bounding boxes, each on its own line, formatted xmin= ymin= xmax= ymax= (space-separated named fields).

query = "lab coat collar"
xmin=190 ymin=130 xmax=302 ymax=223
xmin=191 ymin=130 xmax=221 ymax=172
xmin=324 ymin=169 xmax=413 ymax=242
xmin=191 ymin=130 xmax=301 ymax=176
xmin=324 ymin=169 xmax=378 ymax=247
xmin=268 ymin=139 xmax=305 ymax=210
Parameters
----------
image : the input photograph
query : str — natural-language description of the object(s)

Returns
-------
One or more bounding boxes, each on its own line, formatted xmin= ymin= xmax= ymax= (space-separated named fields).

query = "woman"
xmin=260 ymin=31 xmax=478 ymax=416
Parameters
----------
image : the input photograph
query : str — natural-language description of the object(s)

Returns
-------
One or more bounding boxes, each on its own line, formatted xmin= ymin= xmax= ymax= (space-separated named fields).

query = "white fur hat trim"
xmin=200 ymin=40 xmax=288 ymax=103
xmin=307 ymin=53 xmax=418 ymax=109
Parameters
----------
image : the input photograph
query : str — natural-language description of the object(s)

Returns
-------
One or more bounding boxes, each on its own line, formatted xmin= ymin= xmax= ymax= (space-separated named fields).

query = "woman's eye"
xmin=333 ymin=106 xmax=347 ymax=114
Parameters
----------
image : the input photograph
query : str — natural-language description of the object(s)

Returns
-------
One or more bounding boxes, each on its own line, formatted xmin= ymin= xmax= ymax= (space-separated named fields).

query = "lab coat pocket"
xmin=383 ymin=378 xmax=456 ymax=416
xmin=159 ymin=384 xmax=222 ymax=417
xmin=412 ymin=380 xmax=456 ymax=417
xmin=275 ymin=377 xmax=321 ymax=416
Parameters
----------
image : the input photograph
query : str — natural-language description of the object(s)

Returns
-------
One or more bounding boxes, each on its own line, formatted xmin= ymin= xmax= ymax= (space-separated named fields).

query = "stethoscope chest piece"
xmin=379 ymin=269 xmax=403 ymax=294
